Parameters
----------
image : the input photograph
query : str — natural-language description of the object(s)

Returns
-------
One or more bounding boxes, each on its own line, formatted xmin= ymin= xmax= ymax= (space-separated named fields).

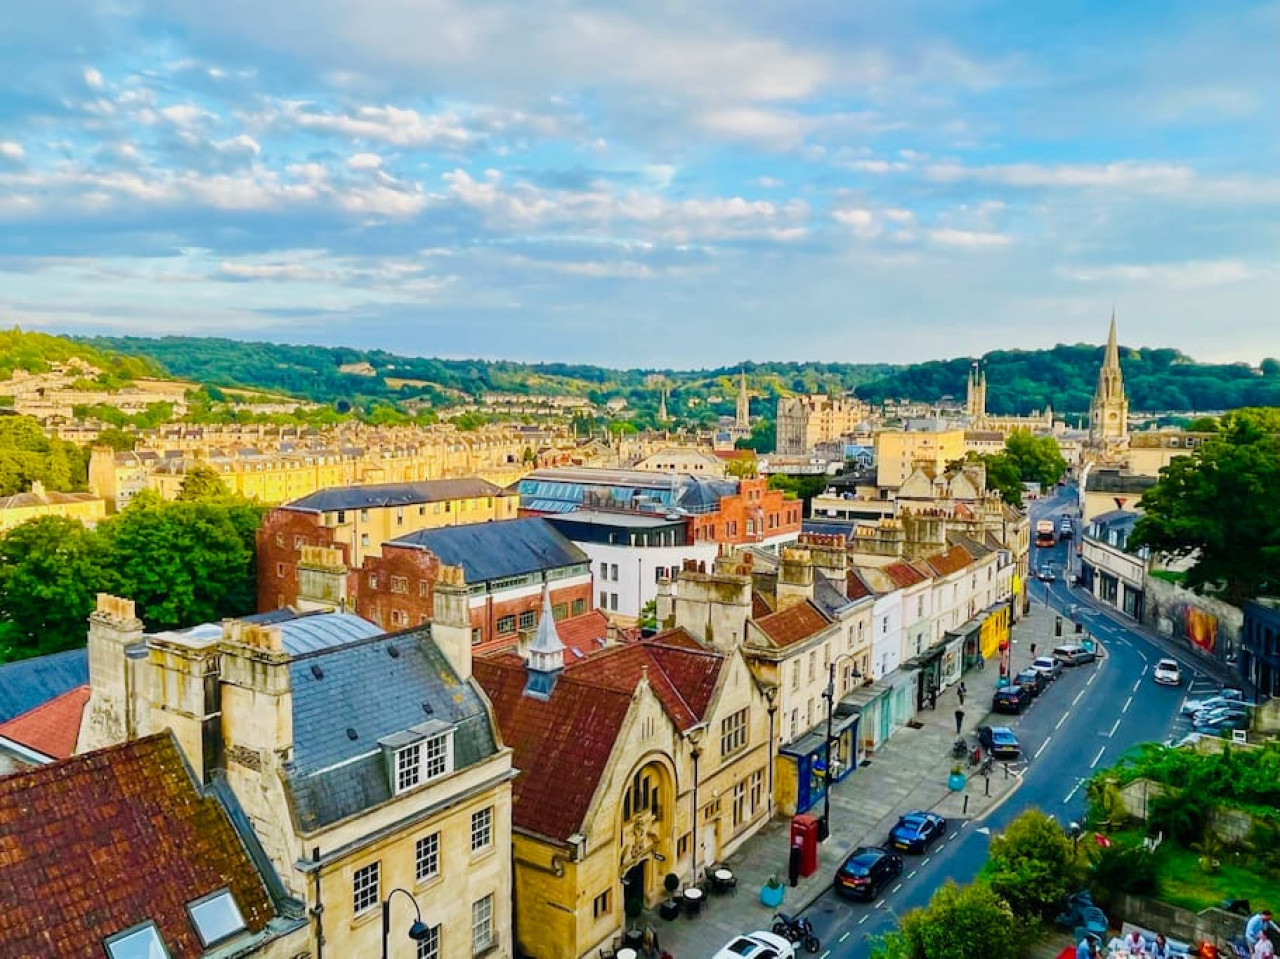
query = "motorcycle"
xmin=771 ymin=911 xmax=820 ymax=954
xmin=952 ymin=738 xmax=969 ymax=760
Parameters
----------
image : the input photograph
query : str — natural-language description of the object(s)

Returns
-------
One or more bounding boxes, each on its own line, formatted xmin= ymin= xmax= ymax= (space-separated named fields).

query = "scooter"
xmin=771 ymin=912 xmax=820 ymax=954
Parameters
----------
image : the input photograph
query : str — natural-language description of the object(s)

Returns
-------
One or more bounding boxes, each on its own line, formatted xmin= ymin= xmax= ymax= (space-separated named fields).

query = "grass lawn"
xmin=1149 ymin=569 xmax=1188 ymax=585
xmin=1155 ymin=844 xmax=1278 ymax=913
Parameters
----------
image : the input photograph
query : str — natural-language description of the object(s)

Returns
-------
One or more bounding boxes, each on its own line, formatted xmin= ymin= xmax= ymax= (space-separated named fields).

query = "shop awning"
xmin=900 ymin=644 xmax=946 ymax=671
xmin=780 ymin=713 xmax=860 ymax=758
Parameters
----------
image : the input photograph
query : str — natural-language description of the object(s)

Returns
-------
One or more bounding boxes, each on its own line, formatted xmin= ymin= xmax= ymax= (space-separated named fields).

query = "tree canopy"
xmin=0 ymin=415 xmax=89 ymax=496
xmin=1131 ymin=407 xmax=1280 ymax=603
xmin=872 ymin=879 xmax=1019 ymax=959
xmin=981 ymin=808 xmax=1083 ymax=920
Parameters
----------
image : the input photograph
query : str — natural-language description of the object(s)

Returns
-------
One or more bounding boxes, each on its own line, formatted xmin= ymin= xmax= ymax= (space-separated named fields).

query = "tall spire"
xmin=1104 ymin=308 xmax=1120 ymax=371
xmin=736 ymin=368 xmax=750 ymax=428
xmin=1089 ymin=310 xmax=1129 ymax=448
xmin=524 ymin=585 xmax=565 ymax=699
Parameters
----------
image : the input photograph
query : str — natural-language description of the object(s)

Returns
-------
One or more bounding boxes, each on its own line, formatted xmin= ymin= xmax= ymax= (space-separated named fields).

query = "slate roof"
xmin=0 ymin=685 xmax=89 ymax=760
xmin=515 ymin=468 xmax=737 ymax=516
xmin=286 ymin=478 xmax=505 ymax=512
xmin=473 ymin=629 xmax=724 ymax=840
xmin=947 ymin=530 xmax=992 ymax=558
xmin=0 ymin=648 xmax=89 ymax=723
xmin=813 ymin=571 xmax=861 ymax=618
xmin=753 ymin=601 xmax=832 ymax=648
xmin=1086 ymin=509 xmax=1142 ymax=550
xmin=286 ymin=627 xmax=499 ymax=832
xmin=159 ymin=611 xmax=380 ymax=656
xmin=390 ymin=518 xmax=587 ymax=583
xmin=0 ymin=732 xmax=277 ymax=959
xmin=0 ymin=489 xmax=102 ymax=509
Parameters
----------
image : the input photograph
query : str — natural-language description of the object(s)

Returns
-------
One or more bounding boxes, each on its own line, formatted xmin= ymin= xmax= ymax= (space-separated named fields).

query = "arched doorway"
xmin=617 ymin=759 xmax=673 ymax=912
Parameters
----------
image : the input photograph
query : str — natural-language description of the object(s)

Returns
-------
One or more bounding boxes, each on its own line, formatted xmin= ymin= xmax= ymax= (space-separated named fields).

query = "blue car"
xmin=978 ymin=725 xmax=1022 ymax=761
xmin=887 ymin=811 xmax=947 ymax=853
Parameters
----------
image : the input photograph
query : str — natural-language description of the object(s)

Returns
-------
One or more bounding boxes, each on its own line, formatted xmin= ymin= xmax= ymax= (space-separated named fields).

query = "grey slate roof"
xmin=390 ymin=518 xmax=587 ymax=584
xmin=285 ymin=478 xmax=505 ymax=513
xmin=0 ymin=649 xmax=89 ymax=723
xmin=813 ymin=571 xmax=861 ymax=618
xmin=155 ymin=611 xmax=380 ymax=656
xmin=514 ymin=468 xmax=737 ymax=516
xmin=286 ymin=628 xmax=499 ymax=831
xmin=1086 ymin=509 xmax=1142 ymax=551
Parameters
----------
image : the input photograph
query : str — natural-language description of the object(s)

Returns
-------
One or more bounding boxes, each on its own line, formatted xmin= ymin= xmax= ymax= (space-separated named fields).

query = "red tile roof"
xmin=0 ymin=733 xmax=277 ymax=958
xmin=0 ymin=684 xmax=89 ymax=761
xmin=923 ymin=544 xmax=973 ymax=577
xmin=844 ymin=570 xmax=873 ymax=600
xmin=752 ymin=592 xmax=775 ymax=618
xmin=474 ymin=630 xmax=725 ymax=840
xmin=883 ymin=562 xmax=929 ymax=589
xmin=754 ymin=601 xmax=831 ymax=648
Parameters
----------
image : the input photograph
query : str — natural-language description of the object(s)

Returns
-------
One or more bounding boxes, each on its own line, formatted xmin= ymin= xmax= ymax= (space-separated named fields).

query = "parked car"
xmin=1030 ymin=656 xmax=1063 ymax=682
xmin=1015 ymin=668 xmax=1048 ymax=698
xmin=887 ymin=811 xmax=948 ymax=853
xmin=1152 ymin=658 xmax=1182 ymax=686
xmin=1058 ymin=518 xmax=1074 ymax=539
xmin=1181 ymin=692 xmax=1246 ymax=717
xmin=1037 ymin=564 xmax=1057 ymax=582
xmin=978 ymin=725 xmax=1022 ymax=761
xmin=713 ymin=931 xmax=796 ymax=959
xmin=992 ymin=684 xmax=1032 ymax=714
xmin=833 ymin=846 xmax=904 ymax=901
xmin=1192 ymin=703 xmax=1253 ymax=725
xmin=1192 ymin=710 xmax=1251 ymax=733
xmin=1052 ymin=644 xmax=1097 ymax=666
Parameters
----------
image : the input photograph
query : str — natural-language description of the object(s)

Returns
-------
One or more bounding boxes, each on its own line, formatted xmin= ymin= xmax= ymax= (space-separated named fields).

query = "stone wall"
xmin=1143 ymin=575 xmax=1243 ymax=672
xmin=1113 ymin=894 xmax=1245 ymax=949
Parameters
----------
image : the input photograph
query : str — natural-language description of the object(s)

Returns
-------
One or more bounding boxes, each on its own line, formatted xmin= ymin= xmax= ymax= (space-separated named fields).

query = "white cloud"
xmin=1060 ymin=259 xmax=1259 ymax=289
xmin=832 ymin=207 xmax=880 ymax=238
xmin=281 ymin=103 xmax=476 ymax=148
xmin=928 ymin=228 xmax=1011 ymax=248
xmin=0 ymin=141 xmax=25 ymax=162
xmin=348 ymin=152 xmax=383 ymax=170
xmin=83 ymin=66 xmax=104 ymax=89
xmin=700 ymin=107 xmax=813 ymax=149
xmin=926 ymin=160 xmax=1195 ymax=192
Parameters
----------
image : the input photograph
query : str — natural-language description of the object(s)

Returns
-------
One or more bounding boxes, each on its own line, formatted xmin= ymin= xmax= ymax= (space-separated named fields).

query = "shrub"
xmin=1088 ymin=839 xmax=1160 ymax=903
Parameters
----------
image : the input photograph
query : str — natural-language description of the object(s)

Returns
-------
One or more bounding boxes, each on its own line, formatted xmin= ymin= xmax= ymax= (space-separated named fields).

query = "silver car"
xmin=1030 ymin=656 xmax=1063 ymax=681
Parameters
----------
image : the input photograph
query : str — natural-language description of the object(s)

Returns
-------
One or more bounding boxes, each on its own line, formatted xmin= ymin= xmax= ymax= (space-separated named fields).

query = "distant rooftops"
xmin=515 ymin=467 xmax=737 ymax=515
xmin=0 ymin=648 xmax=89 ymax=724
xmin=285 ymin=477 xmax=507 ymax=512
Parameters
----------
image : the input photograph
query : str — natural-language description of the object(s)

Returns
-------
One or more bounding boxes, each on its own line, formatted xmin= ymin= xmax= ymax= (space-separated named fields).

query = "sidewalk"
xmin=644 ymin=602 xmax=1064 ymax=958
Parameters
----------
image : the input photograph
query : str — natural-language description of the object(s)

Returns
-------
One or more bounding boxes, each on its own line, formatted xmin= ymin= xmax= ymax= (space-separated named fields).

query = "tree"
xmin=0 ymin=516 xmax=111 ymax=658
xmin=177 ymin=464 xmax=231 ymax=502
xmin=981 ymin=808 xmax=1082 ymax=920
xmin=736 ymin=419 xmax=776 ymax=453
xmin=1003 ymin=429 xmax=1067 ymax=487
xmin=1131 ymin=407 xmax=1280 ymax=603
xmin=872 ymin=880 xmax=1018 ymax=959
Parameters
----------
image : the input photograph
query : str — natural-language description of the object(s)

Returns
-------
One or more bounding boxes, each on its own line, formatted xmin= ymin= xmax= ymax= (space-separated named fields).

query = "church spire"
xmin=1103 ymin=309 xmax=1120 ymax=372
xmin=736 ymin=368 xmax=750 ymax=428
xmin=1089 ymin=310 xmax=1129 ymax=448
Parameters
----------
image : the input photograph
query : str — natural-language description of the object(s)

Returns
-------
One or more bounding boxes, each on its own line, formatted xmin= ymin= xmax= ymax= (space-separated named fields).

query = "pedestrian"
xmin=954 ymin=708 xmax=965 ymax=736
xmin=1122 ymin=929 xmax=1149 ymax=954
xmin=1076 ymin=933 xmax=1101 ymax=959
xmin=977 ymin=653 xmax=986 ymax=671
xmin=1151 ymin=934 xmax=1173 ymax=958
xmin=958 ymin=682 xmax=967 ymax=705
xmin=1248 ymin=911 xmax=1276 ymax=948
xmin=1030 ymin=643 xmax=1037 ymax=659
xmin=1255 ymin=929 xmax=1275 ymax=959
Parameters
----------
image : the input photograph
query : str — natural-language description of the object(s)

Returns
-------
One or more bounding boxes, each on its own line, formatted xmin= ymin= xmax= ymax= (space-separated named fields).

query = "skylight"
xmin=104 ymin=922 xmax=170 ymax=959
xmin=187 ymin=889 xmax=247 ymax=947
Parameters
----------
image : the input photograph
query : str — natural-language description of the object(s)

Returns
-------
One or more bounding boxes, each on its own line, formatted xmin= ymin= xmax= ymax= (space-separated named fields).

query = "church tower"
xmin=735 ymin=369 xmax=750 ymax=429
xmin=965 ymin=362 xmax=987 ymax=420
xmin=1088 ymin=311 xmax=1129 ymax=447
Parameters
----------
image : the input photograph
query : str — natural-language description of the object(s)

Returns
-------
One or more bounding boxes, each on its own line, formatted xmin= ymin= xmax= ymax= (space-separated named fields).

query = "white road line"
xmin=921 ymin=857 xmax=930 ymax=866
xmin=839 ymin=932 xmax=851 ymax=943
xmin=820 ymin=952 xmax=831 ymax=959
xmin=907 ymin=871 xmax=917 ymax=880
xmin=1034 ymin=737 xmax=1052 ymax=759
xmin=1132 ymin=680 xmax=1142 ymax=693
xmin=1108 ymin=718 xmax=1121 ymax=738
xmin=1055 ymin=713 xmax=1069 ymax=730
xmin=1141 ymin=664 xmax=1149 ymax=675
xmin=1090 ymin=746 xmax=1106 ymax=768
xmin=1064 ymin=779 xmax=1084 ymax=804
xmin=892 ymin=883 xmax=903 ymax=894
xmin=1122 ymin=696 xmax=1133 ymax=714
xmin=1072 ymin=689 xmax=1086 ymax=707
xmin=876 ymin=899 xmax=887 ymax=909
xmin=1087 ymin=672 xmax=1098 ymax=686
xmin=949 ymin=831 xmax=959 ymax=840
xmin=859 ymin=915 xmax=869 ymax=925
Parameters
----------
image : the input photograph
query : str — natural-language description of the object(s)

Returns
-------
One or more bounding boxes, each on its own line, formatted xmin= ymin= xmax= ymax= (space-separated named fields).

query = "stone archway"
xmin=616 ymin=758 xmax=675 ymax=908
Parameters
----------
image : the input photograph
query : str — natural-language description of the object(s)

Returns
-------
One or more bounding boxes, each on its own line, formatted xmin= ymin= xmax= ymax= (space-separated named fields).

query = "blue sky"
xmin=1 ymin=0 xmax=1276 ymax=367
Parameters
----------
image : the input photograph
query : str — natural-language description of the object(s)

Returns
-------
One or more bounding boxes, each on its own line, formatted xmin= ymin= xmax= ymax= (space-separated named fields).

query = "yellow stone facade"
xmin=874 ymin=429 xmax=967 ymax=490
xmin=0 ymin=480 xmax=106 ymax=533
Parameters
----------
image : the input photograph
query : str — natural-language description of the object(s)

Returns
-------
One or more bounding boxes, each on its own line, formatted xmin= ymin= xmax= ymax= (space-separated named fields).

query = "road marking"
xmin=859 ymin=915 xmax=869 ymax=925
xmin=876 ymin=899 xmax=887 ymax=909
xmin=1034 ymin=737 xmax=1052 ymax=759
xmin=976 ymin=826 xmax=991 ymax=835
xmin=892 ymin=883 xmax=903 ymax=894
xmin=1122 ymin=696 xmax=1133 ymax=714
xmin=921 ymin=856 xmax=930 ymax=866
xmin=907 ymin=871 xmax=917 ymax=880
xmin=1064 ymin=779 xmax=1084 ymax=804
xmin=1141 ymin=664 xmax=1149 ymax=676
xmin=820 ymin=952 xmax=831 ymax=959
xmin=1072 ymin=689 xmax=1086 ymax=706
xmin=1055 ymin=712 xmax=1069 ymax=730
xmin=1108 ymin=718 xmax=1121 ymax=738
xmin=1087 ymin=672 xmax=1098 ymax=686
xmin=1090 ymin=746 xmax=1106 ymax=769
xmin=949 ymin=831 xmax=959 ymax=840
xmin=840 ymin=932 xmax=851 ymax=943
xmin=1132 ymin=680 xmax=1142 ymax=693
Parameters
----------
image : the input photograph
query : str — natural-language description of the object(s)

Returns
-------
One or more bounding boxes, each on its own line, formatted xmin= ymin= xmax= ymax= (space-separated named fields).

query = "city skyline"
xmin=0 ymin=1 xmax=1276 ymax=366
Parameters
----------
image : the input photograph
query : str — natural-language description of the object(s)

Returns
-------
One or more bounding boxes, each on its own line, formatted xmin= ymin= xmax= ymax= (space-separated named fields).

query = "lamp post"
xmin=382 ymin=887 xmax=432 ymax=959
xmin=819 ymin=662 xmax=836 ymax=842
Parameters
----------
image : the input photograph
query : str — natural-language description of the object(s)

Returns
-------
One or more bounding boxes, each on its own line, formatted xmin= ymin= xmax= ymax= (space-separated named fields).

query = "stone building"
xmin=1088 ymin=312 xmax=1131 ymax=454
xmin=775 ymin=394 xmax=870 ymax=455
xmin=0 ymin=480 xmax=106 ymax=533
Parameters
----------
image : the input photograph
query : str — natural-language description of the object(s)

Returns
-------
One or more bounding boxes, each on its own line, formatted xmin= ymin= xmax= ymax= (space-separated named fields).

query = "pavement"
xmin=642 ymin=600 xmax=1075 ymax=958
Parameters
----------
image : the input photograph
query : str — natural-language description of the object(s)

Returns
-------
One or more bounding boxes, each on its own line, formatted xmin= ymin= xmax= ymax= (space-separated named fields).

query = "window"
xmin=519 ymin=609 xmax=537 ymax=630
xmin=572 ymin=599 xmax=586 ymax=616
xmin=720 ymin=708 xmax=748 ymax=757
xmin=593 ymin=889 xmax=612 ymax=920
xmin=360 ymin=509 xmax=370 ymax=523
xmin=105 ymin=921 xmax=170 ymax=959
xmin=732 ymin=780 xmax=747 ymax=827
xmin=187 ymin=890 xmax=246 ymax=947
xmin=353 ymin=861 xmax=380 ymax=915
xmin=808 ymin=651 xmax=816 ymax=681
xmin=396 ymin=506 xmax=405 ymax=527
xmin=276 ymin=562 xmax=285 ymax=578
xmin=420 ymin=580 xmax=431 ymax=598
xmin=416 ymin=925 xmax=441 ymax=959
xmin=472 ymin=894 xmax=495 ymax=954
xmin=336 ymin=510 xmax=346 ymax=524
xmin=369 ymin=573 xmax=379 ymax=590
xmin=599 ymin=561 xmax=608 ymax=580
xmin=274 ymin=533 xmax=284 ymax=547
xmin=294 ymin=536 xmax=305 ymax=549
xmin=496 ymin=615 xmax=516 ymax=635
xmin=749 ymin=769 xmax=764 ymax=813
xmin=623 ymin=769 xmax=659 ymax=821
xmin=599 ymin=590 xmax=608 ymax=609
xmin=610 ymin=563 xmax=619 ymax=581
xmin=415 ymin=833 xmax=440 ymax=882
xmin=361 ymin=533 xmax=370 ymax=548
xmin=395 ymin=732 xmax=452 ymax=793
xmin=677 ymin=834 xmax=690 ymax=859
xmin=471 ymin=628 xmax=483 ymax=644
xmin=390 ymin=576 xmax=408 ymax=594
xmin=471 ymin=807 xmax=493 ymax=852
xmin=391 ymin=609 xmax=407 ymax=627
xmin=610 ymin=593 xmax=618 ymax=611
xmin=552 ymin=603 xmax=567 ymax=620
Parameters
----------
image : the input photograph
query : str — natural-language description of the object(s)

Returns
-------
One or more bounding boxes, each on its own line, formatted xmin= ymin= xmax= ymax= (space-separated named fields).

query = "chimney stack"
xmin=775 ymin=547 xmax=815 ymax=610
xmin=430 ymin=564 xmax=474 ymax=682
xmin=80 ymin=594 xmax=147 ymax=753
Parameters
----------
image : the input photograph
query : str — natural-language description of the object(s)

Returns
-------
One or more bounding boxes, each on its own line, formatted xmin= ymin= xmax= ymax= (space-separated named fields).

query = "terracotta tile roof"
xmin=473 ymin=630 xmax=725 ymax=840
xmin=555 ymin=610 xmax=641 ymax=657
xmin=883 ymin=562 xmax=929 ymax=589
xmin=0 ymin=733 xmax=277 ymax=958
xmin=845 ymin=570 xmax=873 ymax=599
xmin=754 ymin=601 xmax=831 ymax=648
xmin=923 ymin=544 xmax=973 ymax=577
xmin=752 ymin=591 xmax=775 ymax=618
xmin=0 ymin=685 xmax=89 ymax=760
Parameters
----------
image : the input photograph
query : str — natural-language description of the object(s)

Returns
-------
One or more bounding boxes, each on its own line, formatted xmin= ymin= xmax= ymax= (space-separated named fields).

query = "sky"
xmin=1 ymin=1 xmax=1277 ymax=368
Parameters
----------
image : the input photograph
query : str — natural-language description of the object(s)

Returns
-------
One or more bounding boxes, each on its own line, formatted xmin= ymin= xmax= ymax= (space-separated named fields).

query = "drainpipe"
xmin=764 ymin=685 xmax=779 ymax=819
xmin=311 ymin=846 xmax=325 ymax=959
xmin=690 ymin=742 xmax=702 ymax=886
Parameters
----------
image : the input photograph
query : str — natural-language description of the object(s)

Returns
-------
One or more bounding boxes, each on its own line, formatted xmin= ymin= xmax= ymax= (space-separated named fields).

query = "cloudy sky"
xmin=1 ymin=1 xmax=1276 ymax=367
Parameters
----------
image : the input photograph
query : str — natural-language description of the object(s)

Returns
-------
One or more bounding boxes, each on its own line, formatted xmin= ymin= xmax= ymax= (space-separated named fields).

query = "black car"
xmin=1014 ymin=669 xmax=1048 ymax=698
xmin=834 ymin=846 xmax=904 ymax=900
xmin=978 ymin=725 xmax=1022 ymax=761
xmin=992 ymin=684 xmax=1031 ymax=714
xmin=887 ymin=811 xmax=947 ymax=853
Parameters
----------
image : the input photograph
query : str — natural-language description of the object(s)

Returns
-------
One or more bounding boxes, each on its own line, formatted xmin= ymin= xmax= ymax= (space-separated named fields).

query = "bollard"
xmin=963 ymin=794 xmax=969 ymax=815
xmin=985 ymin=776 xmax=991 ymax=796
xmin=1004 ymin=763 xmax=1010 ymax=780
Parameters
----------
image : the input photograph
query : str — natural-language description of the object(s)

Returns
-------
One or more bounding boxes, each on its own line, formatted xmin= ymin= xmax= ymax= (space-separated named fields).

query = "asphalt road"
xmin=802 ymin=485 xmax=1226 ymax=958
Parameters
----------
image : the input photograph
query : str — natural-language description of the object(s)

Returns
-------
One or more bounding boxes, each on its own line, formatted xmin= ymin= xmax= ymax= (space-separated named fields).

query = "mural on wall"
xmin=1185 ymin=607 xmax=1218 ymax=652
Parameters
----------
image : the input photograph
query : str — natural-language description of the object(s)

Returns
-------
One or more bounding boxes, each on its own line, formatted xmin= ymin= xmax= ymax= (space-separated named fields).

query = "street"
xmin=801 ymin=485 xmax=1219 ymax=958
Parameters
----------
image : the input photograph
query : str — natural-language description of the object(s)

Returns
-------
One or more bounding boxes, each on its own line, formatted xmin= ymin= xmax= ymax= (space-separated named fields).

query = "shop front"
xmin=901 ymin=645 xmax=946 ymax=711
xmin=777 ymin=713 xmax=859 ymax=816
xmin=838 ymin=668 xmax=918 ymax=757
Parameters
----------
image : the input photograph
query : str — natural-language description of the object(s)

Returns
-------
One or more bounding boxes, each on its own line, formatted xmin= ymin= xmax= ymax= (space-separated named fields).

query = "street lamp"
xmin=1067 ymin=821 xmax=1083 ymax=861
xmin=819 ymin=662 xmax=836 ymax=842
xmin=382 ymin=887 xmax=432 ymax=959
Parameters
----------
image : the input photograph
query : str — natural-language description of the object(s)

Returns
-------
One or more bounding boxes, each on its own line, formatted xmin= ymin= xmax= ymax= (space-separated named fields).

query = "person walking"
xmin=954 ymin=708 xmax=965 ymax=736
xmin=958 ymin=682 xmax=967 ymax=705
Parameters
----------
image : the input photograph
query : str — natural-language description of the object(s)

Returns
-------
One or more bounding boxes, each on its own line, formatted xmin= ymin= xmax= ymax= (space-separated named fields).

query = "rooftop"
xmin=389 ymin=518 xmax=588 ymax=584
xmin=285 ymin=477 xmax=507 ymax=512
xmin=0 ymin=684 xmax=89 ymax=761
xmin=157 ymin=610 xmax=382 ymax=656
xmin=0 ymin=648 xmax=89 ymax=724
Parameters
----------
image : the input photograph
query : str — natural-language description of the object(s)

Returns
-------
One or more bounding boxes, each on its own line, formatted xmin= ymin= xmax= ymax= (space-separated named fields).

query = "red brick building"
xmin=688 ymin=477 xmax=802 ymax=546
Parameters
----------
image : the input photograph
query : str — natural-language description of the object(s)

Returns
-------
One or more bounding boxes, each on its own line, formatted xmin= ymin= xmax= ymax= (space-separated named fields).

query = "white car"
xmin=1181 ymin=691 xmax=1245 ymax=716
xmin=1153 ymin=659 xmax=1182 ymax=686
xmin=712 ymin=931 xmax=796 ymax=959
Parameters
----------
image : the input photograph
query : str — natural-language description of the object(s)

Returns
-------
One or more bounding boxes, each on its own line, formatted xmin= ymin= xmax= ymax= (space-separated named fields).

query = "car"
xmin=978 ymin=725 xmax=1022 ymax=761
xmin=1014 ymin=668 xmax=1049 ymax=698
xmin=1037 ymin=564 xmax=1057 ymax=582
xmin=1191 ymin=703 xmax=1253 ymax=725
xmin=1030 ymin=656 xmax=1063 ymax=682
xmin=1052 ymin=644 xmax=1097 ymax=666
xmin=992 ymin=684 xmax=1032 ymax=714
xmin=1058 ymin=519 xmax=1074 ymax=540
xmin=1192 ymin=710 xmax=1251 ymax=733
xmin=887 ymin=811 xmax=948 ymax=853
xmin=833 ymin=846 xmax=904 ymax=900
xmin=1181 ymin=691 xmax=1246 ymax=717
xmin=712 ymin=931 xmax=796 ymax=959
xmin=1153 ymin=659 xmax=1182 ymax=686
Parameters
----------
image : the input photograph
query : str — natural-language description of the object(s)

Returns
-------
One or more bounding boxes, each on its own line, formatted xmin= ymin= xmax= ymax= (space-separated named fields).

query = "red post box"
xmin=790 ymin=813 xmax=820 ymax=878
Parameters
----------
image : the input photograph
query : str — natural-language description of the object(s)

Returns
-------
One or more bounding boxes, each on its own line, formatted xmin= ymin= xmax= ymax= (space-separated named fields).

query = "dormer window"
xmin=382 ymin=721 xmax=453 ymax=794
xmin=187 ymin=889 xmax=247 ymax=947
xmin=104 ymin=921 xmax=170 ymax=959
